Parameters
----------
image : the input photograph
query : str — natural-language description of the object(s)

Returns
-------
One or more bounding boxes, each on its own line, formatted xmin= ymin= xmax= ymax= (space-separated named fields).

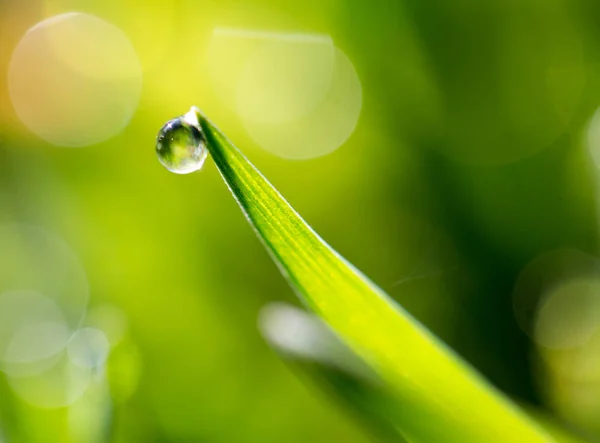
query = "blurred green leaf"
xmin=260 ymin=302 xmax=412 ymax=443
xmin=261 ymin=303 xmax=587 ymax=443
xmin=196 ymin=108 xmax=554 ymax=442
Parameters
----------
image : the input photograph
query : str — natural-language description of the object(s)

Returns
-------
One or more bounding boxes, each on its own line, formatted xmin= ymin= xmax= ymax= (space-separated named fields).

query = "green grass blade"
xmin=261 ymin=304 xmax=587 ymax=443
xmin=195 ymin=109 xmax=554 ymax=442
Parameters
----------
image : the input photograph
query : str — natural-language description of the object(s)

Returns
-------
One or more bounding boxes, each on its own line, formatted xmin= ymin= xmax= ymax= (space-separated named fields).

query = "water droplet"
xmin=155 ymin=114 xmax=207 ymax=174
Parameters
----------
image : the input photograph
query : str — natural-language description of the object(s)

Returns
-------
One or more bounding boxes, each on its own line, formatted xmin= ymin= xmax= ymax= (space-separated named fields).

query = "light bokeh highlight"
xmin=208 ymin=28 xmax=362 ymax=159
xmin=534 ymin=278 xmax=600 ymax=350
xmin=8 ymin=12 xmax=142 ymax=147
xmin=242 ymin=48 xmax=362 ymax=159
xmin=8 ymin=351 xmax=92 ymax=408
xmin=0 ymin=290 xmax=68 ymax=377
xmin=68 ymin=327 xmax=110 ymax=369
xmin=0 ymin=223 xmax=89 ymax=328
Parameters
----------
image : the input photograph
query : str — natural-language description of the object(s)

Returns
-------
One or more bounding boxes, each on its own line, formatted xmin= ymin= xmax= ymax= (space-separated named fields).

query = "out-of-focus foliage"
xmin=1 ymin=0 xmax=600 ymax=442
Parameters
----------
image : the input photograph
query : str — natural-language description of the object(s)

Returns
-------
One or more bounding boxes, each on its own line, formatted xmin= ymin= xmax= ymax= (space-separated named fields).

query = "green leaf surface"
xmin=261 ymin=303 xmax=586 ymax=443
xmin=195 ymin=108 xmax=556 ymax=442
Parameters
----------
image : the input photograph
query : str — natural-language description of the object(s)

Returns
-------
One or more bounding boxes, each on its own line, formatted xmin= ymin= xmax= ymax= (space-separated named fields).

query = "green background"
xmin=1 ymin=0 xmax=600 ymax=441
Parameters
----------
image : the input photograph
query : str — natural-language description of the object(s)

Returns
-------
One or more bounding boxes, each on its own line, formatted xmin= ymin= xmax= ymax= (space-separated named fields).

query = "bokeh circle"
xmin=8 ymin=12 xmax=142 ymax=147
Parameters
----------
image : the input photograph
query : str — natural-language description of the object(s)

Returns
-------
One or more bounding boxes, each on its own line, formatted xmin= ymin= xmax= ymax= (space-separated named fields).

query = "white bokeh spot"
xmin=68 ymin=327 xmax=110 ymax=369
xmin=8 ymin=12 xmax=142 ymax=147
xmin=208 ymin=28 xmax=362 ymax=159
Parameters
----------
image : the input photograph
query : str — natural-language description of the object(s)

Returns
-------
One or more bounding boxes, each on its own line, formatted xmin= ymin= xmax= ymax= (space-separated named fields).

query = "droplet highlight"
xmin=155 ymin=114 xmax=207 ymax=174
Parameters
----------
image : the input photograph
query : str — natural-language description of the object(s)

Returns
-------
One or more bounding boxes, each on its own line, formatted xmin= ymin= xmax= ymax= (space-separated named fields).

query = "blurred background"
xmin=2 ymin=0 xmax=600 ymax=441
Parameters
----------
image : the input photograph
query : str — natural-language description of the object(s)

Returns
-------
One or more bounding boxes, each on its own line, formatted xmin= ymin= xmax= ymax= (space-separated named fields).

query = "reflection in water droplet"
xmin=156 ymin=110 xmax=207 ymax=174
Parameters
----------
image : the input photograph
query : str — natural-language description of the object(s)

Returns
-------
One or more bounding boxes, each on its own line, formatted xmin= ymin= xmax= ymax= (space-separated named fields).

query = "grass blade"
xmin=195 ymin=108 xmax=554 ymax=442
xmin=261 ymin=304 xmax=587 ymax=443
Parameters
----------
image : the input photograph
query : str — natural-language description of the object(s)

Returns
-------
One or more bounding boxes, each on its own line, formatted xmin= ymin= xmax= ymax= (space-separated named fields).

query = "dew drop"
xmin=155 ymin=112 xmax=207 ymax=174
